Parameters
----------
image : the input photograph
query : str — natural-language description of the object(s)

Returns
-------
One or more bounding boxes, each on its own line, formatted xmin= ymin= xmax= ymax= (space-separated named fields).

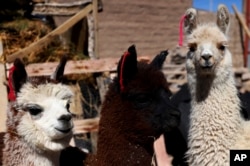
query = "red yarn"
xmin=8 ymin=66 xmax=16 ymax=101
xmin=119 ymin=51 xmax=130 ymax=92
xmin=178 ymin=15 xmax=186 ymax=47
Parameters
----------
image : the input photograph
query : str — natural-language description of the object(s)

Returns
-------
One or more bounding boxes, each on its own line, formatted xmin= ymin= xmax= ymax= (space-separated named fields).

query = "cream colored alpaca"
xmin=3 ymin=58 xmax=73 ymax=166
xmin=184 ymin=5 xmax=250 ymax=166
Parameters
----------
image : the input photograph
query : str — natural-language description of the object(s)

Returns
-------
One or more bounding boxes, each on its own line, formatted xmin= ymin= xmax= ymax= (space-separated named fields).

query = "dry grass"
xmin=0 ymin=18 xmax=88 ymax=64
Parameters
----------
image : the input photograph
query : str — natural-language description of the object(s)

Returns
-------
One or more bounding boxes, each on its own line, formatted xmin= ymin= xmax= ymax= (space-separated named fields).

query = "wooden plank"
xmin=0 ymin=63 xmax=7 ymax=132
xmin=233 ymin=67 xmax=249 ymax=74
xmin=28 ymin=57 xmax=117 ymax=76
xmin=166 ymin=67 xmax=185 ymax=80
xmin=6 ymin=4 xmax=93 ymax=63
xmin=163 ymin=70 xmax=186 ymax=75
xmin=232 ymin=5 xmax=250 ymax=38
xmin=32 ymin=0 xmax=93 ymax=16
xmin=242 ymin=72 xmax=250 ymax=80
xmin=7 ymin=56 xmax=186 ymax=77
xmin=5 ymin=56 xmax=152 ymax=77
xmin=167 ymin=79 xmax=187 ymax=84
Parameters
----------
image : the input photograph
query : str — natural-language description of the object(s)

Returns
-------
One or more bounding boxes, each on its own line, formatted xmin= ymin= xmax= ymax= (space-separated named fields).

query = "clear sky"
xmin=193 ymin=0 xmax=243 ymax=13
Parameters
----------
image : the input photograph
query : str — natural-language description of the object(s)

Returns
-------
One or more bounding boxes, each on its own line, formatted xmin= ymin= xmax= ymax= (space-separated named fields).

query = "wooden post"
xmin=92 ymin=0 xmax=99 ymax=59
xmin=0 ymin=63 xmax=7 ymax=132
xmin=0 ymin=37 xmax=7 ymax=132
xmin=96 ymin=75 xmax=111 ymax=103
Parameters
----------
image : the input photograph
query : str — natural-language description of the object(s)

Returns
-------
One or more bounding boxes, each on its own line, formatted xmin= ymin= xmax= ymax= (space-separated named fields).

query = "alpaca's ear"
xmin=12 ymin=58 xmax=27 ymax=93
xmin=150 ymin=50 xmax=168 ymax=70
xmin=50 ymin=55 xmax=68 ymax=82
xmin=184 ymin=8 xmax=197 ymax=35
xmin=217 ymin=4 xmax=230 ymax=34
xmin=117 ymin=45 xmax=137 ymax=91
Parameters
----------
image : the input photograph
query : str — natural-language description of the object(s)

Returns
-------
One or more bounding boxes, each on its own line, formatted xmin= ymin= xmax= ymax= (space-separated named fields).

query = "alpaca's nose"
xmin=58 ymin=114 xmax=72 ymax=122
xmin=201 ymin=54 xmax=212 ymax=61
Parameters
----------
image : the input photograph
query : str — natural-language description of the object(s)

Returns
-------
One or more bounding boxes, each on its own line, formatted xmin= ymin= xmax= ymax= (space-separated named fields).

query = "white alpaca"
xmin=184 ymin=5 xmax=250 ymax=166
xmin=3 ymin=58 xmax=74 ymax=166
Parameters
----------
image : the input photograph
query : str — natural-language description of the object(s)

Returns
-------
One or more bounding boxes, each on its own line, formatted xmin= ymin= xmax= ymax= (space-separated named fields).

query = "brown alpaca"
xmin=83 ymin=45 xmax=180 ymax=166
xmin=2 ymin=57 xmax=74 ymax=166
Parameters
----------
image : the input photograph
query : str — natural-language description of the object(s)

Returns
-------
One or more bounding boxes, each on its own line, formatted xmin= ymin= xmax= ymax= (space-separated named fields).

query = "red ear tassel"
xmin=178 ymin=15 xmax=186 ymax=47
xmin=8 ymin=66 xmax=16 ymax=101
xmin=119 ymin=51 xmax=130 ymax=92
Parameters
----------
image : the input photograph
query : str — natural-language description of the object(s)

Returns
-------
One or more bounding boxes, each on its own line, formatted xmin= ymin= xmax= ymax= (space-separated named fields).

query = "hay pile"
xmin=0 ymin=18 xmax=88 ymax=64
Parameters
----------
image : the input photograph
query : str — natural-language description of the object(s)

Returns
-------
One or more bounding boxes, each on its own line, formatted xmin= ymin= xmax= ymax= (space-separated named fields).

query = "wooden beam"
xmin=232 ymin=4 xmax=250 ymax=38
xmin=26 ymin=57 xmax=118 ymax=76
xmin=5 ymin=56 xmax=151 ymax=77
xmin=6 ymin=4 xmax=93 ymax=63
xmin=5 ymin=56 xmax=189 ymax=78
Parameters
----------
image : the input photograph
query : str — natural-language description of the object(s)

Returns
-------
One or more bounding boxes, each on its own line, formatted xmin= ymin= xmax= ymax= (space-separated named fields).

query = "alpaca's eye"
xmin=188 ymin=43 xmax=197 ymax=52
xmin=66 ymin=103 xmax=70 ymax=111
xmin=218 ymin=45 xmax=225 ymax=51
xmin=29 ymin=108 xmax=42 ymax=116
xmin=133 ymin=94 xmax=151 ymax=108
xmin=189 ymin=47 xmax=196 ymax=52
xmin=218 ymin=42 xmax=227 ymax=51
xmin=26 ymin=104 xmax=43 ymax=116
xmin=136 ymin=95 xmax=148 ymax=103
xmin=126 ymin=93 xmax=152 ymax=108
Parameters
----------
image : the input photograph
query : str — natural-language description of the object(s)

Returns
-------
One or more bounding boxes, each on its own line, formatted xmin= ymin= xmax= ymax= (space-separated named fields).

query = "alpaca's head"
xmin=7 ymin=57 xmax=73 ymax=152
xmin=103 ymin=45 xmax=180 ymax=141
xmin=184 ymin=5 xmax=232 ymax=76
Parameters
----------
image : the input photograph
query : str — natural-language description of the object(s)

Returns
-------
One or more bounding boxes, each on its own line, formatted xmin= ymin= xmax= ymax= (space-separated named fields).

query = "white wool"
xmin=17 ymin=83 xmax=73 ymax=105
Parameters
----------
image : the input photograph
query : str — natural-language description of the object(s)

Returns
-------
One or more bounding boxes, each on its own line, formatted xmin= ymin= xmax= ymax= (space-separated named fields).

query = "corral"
xmin=0 ymin=0 xmax=250 ymax=165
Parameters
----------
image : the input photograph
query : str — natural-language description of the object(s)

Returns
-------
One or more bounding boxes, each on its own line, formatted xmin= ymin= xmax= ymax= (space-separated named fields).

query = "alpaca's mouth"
xmin=201 ymin=66 xmax=213 ymax=72
xmin=202 ymin=65 xmax=212 ymax=69
xmin=201 ymin=61 xmax=214 ymax=68
xmin=55 ymin=127 xmax=72 ymax=133
xmin=199 ymin=64 xmax=215 ymax=73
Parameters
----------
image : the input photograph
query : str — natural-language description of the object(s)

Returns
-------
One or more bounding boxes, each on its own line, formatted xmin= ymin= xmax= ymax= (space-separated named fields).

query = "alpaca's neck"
xmin=189 ymin=72 xmax=241 ymax=135
xmin=189 ymin=71 xmax=240 ymax=117
xmin=94 ymin=120 xmax=155 ymax=166
xmin=3 ymin=132 xmax=61 ymax=166
xmin=187 ymin=71 xmax=242 ymax=165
